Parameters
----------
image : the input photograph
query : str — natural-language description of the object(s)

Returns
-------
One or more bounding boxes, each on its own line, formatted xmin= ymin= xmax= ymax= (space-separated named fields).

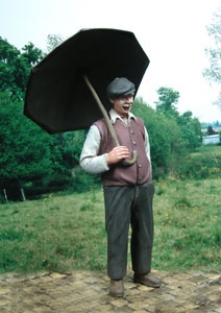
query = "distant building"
xmin=203 ymin=134 xmax=220 ymax=145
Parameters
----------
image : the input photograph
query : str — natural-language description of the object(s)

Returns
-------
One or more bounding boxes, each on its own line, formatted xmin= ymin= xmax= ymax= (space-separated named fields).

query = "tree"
xmin=0 ymin=37 xmax=89 ymax=198
xmin=48 ymin=131 xmax=85 ymax=182
xmin=0 ymin=92 xmax=53 ymax=200
xmin=155 ymin=87 xmax=202 ymax=150
xmin=0 ymin=38 xmax=52 ymax=200
xmin=22 ymin=42 xmax=45 ymax=66
xmin=155 ymin=87 xmax=180 ymax=117
xmin=203 ymin=8 xmax=221 ymax=107
xmin=177 ymin=111 xmax=202 ymax=150
xmin=0 ymin=37 xmax=44 ymax=100
xmin=207 ymin=125 xmax=218 ymax=135
xmin=132 ymin=99 xmax=186 ymax=177
xmin=0 ymin=38 xmax=26 ymax=99
xmin=46 ymin=34 xmax=64 ymax=52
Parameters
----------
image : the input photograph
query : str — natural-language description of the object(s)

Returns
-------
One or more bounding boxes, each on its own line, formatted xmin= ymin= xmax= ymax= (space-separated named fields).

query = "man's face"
xmin=111 ymin=94 xmax=134 ymax=117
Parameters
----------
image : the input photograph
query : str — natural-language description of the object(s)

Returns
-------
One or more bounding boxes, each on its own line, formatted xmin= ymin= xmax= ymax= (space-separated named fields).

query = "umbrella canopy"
xmin=24 ymin=28 xmax=149 ymax=134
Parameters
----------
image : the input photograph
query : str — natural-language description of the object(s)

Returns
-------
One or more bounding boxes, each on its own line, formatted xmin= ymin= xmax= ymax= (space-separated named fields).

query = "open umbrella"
xmin=24 ymin=28 xmax=149 ymax=133
xmin=24 ymin=28 xmax=149 ymax=164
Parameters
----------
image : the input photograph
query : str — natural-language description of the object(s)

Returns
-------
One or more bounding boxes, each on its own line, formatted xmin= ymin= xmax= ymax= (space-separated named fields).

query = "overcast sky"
xmin=1 ymin=0 xmax=221 ymax=122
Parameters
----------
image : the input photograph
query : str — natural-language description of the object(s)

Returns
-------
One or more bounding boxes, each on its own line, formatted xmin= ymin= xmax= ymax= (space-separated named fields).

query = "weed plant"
xmin=0 ymin=178 xmax=220 ymax=275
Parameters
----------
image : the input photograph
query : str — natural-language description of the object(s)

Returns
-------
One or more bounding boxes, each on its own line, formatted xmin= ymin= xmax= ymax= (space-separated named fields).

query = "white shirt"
xmin=80 ymin=109 xmax=151 ymax=174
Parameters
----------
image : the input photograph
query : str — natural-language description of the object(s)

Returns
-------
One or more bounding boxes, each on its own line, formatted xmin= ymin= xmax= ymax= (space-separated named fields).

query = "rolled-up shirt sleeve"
xmin=80 ymin=125 xmax=110 ymax=174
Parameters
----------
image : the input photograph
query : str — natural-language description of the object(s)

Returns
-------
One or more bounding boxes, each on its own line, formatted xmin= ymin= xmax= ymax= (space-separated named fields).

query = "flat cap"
xmin=106 ymin=77 xmax=136 ymax=99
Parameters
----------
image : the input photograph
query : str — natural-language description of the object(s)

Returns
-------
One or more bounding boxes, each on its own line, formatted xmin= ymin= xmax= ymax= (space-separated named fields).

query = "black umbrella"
xmin=24 ymin=28 xmax=149 ymax=134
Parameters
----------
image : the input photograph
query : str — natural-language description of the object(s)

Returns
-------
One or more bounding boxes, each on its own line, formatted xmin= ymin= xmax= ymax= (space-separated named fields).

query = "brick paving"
xmin=0 ymin=269 xmax=221 ymax=312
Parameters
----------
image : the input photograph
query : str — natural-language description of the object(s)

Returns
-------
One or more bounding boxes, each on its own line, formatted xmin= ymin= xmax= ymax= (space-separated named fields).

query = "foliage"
xmin=0 ymin=36 xmax=217 ymax=199
xmin=0 ymin=38 xmax=53 ymax=196
xmin=176 ymin=111 xmax=202 ymax=150
xmin=72 ymin=166 xmax=101 ymax=193
xmin=207 ymin=125 xmax=218 ymax=135
xmin=0 ymin=37 xmax=75 ymax=197
xmin=155 ymin=87 xmax=202 ymax=150
xmin=0 ymin=92 xmax=53 ymax=183
xmin=47 ymin=130 xmax=100 ymax=194
xmin=46 ymin=34 xmax=64 ymax=52
xmin=155 ymin=87 xmax=180 ymax=115
xmin=132 ymin=99 xmax=198 ymax=178
xmin=0 ymin=177 xmax=220 ymax=274
xmin=203 ymin=8 xmax=221 ymax=107
xmin=0 ymin=37 xmax=44 ymax=100
xmin=50 ymin=130 xmax=86 ymax=173
xmin=179 ymin=145 xmax=221 ymax=179
xmin=21 ymin=42 xmax=45 ymax=66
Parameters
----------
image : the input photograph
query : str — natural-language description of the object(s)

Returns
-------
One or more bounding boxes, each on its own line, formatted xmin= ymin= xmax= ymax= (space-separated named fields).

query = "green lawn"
xmin=0 ymin=178 xmax=220 ymax=275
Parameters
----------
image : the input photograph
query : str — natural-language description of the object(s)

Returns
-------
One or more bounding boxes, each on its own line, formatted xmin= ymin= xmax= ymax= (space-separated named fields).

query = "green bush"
xmin=72 ymin=166 xmax=101 ymax=192
xmin=132 ymin=101 xmax=187 ymax=179
xmin=179 ymin=146 xmax=221 ymax=179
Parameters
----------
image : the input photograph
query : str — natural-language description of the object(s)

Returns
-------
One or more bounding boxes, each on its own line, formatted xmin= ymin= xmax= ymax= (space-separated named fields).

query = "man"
xmin=80 ymin=77 xmax=161 ymax=297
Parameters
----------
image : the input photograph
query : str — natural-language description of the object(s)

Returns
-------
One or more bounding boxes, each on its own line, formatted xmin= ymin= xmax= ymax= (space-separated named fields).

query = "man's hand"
xmin=106 ymin=146 xmax=130 ymax=165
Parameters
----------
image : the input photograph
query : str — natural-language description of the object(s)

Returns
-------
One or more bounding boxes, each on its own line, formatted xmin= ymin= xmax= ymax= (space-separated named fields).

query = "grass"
xmin=0 ymin=178 xmax=221 ymax=275
xmin=153 ymin=178 xmax=221 ymax=271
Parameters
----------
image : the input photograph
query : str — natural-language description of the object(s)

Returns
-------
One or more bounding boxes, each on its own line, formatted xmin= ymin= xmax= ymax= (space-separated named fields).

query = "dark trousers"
xmin=103 ymin=181 xmax=154 ymax=280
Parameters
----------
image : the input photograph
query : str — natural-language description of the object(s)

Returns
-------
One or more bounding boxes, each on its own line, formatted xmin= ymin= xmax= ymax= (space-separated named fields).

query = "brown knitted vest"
xmin=94 ymin=117 xmax=152 ymax=186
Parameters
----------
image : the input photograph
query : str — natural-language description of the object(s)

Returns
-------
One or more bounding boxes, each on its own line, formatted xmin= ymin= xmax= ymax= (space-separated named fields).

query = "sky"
xmin=1 ymin=0 xmax=221 ymax=123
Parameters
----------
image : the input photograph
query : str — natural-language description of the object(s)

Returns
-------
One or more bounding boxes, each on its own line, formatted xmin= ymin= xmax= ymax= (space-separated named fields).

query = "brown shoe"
xmin=134 ymin=272 xmax=161 ymax=288
xmin=109 ymin=279 xmax=124 ymax=297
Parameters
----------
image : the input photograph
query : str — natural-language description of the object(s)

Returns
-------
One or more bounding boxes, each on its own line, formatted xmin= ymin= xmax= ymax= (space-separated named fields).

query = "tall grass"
xmin=0 ymin=178 xmax=221 ymax=275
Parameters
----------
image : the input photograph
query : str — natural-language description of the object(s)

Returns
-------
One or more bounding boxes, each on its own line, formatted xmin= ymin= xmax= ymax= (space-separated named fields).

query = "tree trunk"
xmin=3 ymin=188 xmax=8 ymax=202
xmin=20 ymin=188 xmax=26 ymax=201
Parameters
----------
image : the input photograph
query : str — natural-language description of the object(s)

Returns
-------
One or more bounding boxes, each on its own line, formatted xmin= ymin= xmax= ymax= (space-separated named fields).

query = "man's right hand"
xmin=106 ymin=146 xmax=130 ymax=165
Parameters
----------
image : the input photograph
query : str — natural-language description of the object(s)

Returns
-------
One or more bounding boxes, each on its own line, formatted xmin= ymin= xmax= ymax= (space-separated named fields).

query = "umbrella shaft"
xmin=83 ymin=76 xmax=119 ymax=147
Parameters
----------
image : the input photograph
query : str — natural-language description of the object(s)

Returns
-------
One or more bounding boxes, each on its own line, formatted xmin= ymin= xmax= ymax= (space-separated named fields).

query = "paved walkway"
xmin=0 ymin=269 xmax=220 ymax=313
